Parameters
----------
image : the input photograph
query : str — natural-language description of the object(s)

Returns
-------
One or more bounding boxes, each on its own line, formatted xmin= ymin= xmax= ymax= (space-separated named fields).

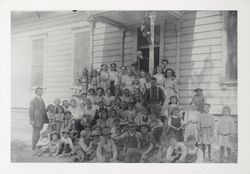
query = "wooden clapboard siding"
xmin=92 ymin=23 xmax=134 ymax=69
xmin=11 ymin=13 xmax=89 ymax=108
xmin=177 ymin=11 xmax=237 ymax=115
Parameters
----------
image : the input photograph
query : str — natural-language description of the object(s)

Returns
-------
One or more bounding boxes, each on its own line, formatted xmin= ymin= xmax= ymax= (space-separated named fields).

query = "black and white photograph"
xmin=10 ymin=10 xmax=239 ymax=163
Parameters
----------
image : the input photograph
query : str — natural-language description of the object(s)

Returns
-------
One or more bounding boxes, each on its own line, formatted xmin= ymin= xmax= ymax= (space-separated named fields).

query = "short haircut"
xmin=161 ymin=59 xmax=169 ymax=64
xmin=35 ymin=87 xmax=43 ymax=94
xmin=150 ymin=77 xmax=157 ymax=81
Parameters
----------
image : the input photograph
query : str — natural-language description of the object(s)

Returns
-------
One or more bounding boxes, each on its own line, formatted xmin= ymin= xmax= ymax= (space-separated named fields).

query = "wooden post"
xmin=120 ymin=28 xmax=126 ymax=67
xmin=149 ymin=12 xmax=156 ymax=75
xmin=159 ymin=19 xmax=165 ymax=64
xmin=175 ymin=20 xmax=182 ymax=98
xmin=87 ymin=18 xmax=96 ymax=73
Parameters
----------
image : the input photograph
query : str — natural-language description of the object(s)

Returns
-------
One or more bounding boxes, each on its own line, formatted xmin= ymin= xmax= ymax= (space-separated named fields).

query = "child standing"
xmin=183 ymin=103 xmax=200 ymax=142
xmin=46 ymin=104 xmax=56 ymax=134
xmin=191 ymin=88 xmax=205 ymax=113
xmin=54 ymin=106 xmax=65 ymax=134
xmin=153 ymin=66 xmax=165 ymax=90
xmin=198 ymin=104 xmax=215 ymax=160
xmin=217 ymin=106 xmax=236 ymax=162
xmin=167 ymin=107 xmax=184 ymax=142
xmin=99 ymin=64 xmax=110 ymax=91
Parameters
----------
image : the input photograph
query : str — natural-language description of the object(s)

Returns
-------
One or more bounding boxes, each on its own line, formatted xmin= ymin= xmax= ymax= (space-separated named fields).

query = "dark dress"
xmin=167 ymin=115 xmax=184 ymax=142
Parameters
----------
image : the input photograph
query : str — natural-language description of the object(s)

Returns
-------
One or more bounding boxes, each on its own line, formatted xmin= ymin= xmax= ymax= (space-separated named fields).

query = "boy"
xmin=191 ymin=88 xmax=205 ymax=112
xmin=58 ymin=128 xmax=73 ymax=157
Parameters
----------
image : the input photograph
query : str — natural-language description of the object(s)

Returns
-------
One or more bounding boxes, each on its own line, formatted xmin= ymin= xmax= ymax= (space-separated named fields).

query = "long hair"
xmin=164 ymin=68 xmax=176 ymax=78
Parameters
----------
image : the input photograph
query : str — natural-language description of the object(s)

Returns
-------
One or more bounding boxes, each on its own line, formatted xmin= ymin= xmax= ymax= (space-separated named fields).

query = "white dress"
xmin=184 ymin=110 xmax=200 ymax=141
xmin=217 ymin=115 xmax=235 ymax=148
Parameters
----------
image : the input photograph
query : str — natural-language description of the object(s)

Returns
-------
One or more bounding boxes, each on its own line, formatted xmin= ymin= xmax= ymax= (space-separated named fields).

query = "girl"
xmin=99 ymin=64 xmax=110 ymax=91
xmin=62 ymin=100 xmax=70 ymax=112
xmin=46 ymin=104 xmax=56 ymax=134
xmin=166 ymin=95 xmax=179 ymax=117
xmin=79 ymin=68 xmax=89 ymax=93
xmin=163 ymin=68 xmax=178 ymax=107
xmin=167 ymin=107 xmax=184 ymax=142
xmin=109 ymin=63 xmax=120 ymax=93
xmin=49 ymin=131 xmax=61 ymax=157
xmin=153 ymin=66 xmax=165 ymax=90
xmin=181 ymin=135 xmax=203 ymax=163
xmin=69 ymin=98 xmax=81 ymax=119
xmin=183 ymin=102 xmax=200 ymax=142
xmin=61 ymin=111 xmax=72 ymax=131
xmin=198 ymin=103 xmax=215 ymax=160
xmin=103 ymin=88 xmax=115 ymax=108
xmin=94 ymin=87 xmax=105 ymax=105
xmin=107 ymin=109 xmax=118 ymax=128
xmin=96 ymin=127 xmax=118 ymax=162
xmin=117 ymin=101 xmax=128 ymax=122
xmin=166 ymin=134 xmax=186 ymax=163
xmin=134 ymin=93 xmax=146 ymax=113
xmin=87 ymin=88 xmax=96 ymax=104
xmin=121 ymin=68 xmax=134 ymax=92
xmin=121 ymin=89 xmax=134 ymax=103
xmin=33 ymin=130 xmax=50 ymax=156
xmin=132 ymin=78 xmax=141 ymax=95
xmin=217 ymin=106 xmax=236 ymax=162
xmin=54 ymin=98 xmax=61 ymax=110
xmin=192 ymin=88 xmax=205 ymax=113
xmin=53 ymin=105 xmax=64 ymax=134
xmin=89 ymin=70 xmax=99 ymax=90
xmin=124 ymin=102 xmax=137 ymax=122
xmin=134 ymin=109 xmax=149 ymax=126
xmin=81 ymin=99 xmax=96 ymax=127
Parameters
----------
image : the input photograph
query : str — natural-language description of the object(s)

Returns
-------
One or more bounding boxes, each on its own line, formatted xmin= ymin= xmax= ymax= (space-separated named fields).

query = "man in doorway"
xmin=143 ymin=77 xmax=165 ymax=117
xmin=29 ymin=87 xmax=48 ymax=151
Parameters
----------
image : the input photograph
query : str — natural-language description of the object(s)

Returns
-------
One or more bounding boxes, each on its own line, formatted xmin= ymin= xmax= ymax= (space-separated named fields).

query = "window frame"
xmin=29 ymin=33 xmax=48 ymax=90
xmin=71 ymin=26 xmax=90 ymax=87
xmin=220 ymin=11 xmax=237 ymax=89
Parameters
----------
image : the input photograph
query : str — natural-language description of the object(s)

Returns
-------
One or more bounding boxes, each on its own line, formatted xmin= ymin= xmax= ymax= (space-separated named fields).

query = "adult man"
xmin=161 ymin=59 xmax=170 ymax=72
xmin=29 ymin=87 xmax=48 ymax=151
xmin=144 ymin=77 xmax=165 ymax=116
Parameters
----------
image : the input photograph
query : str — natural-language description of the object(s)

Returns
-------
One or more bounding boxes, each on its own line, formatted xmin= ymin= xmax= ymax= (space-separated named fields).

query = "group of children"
xmin=33 ymin=60 xmax=236 ymax=163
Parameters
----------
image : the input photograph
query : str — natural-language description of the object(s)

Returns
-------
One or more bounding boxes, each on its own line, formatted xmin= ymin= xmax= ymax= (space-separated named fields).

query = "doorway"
xmin=137 ymin=25 xmax=160 ymax=73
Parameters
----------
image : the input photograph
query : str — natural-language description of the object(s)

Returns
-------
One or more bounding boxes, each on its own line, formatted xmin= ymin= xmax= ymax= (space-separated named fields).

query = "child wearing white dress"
xmin=217 ymin=106 xmax=236 ymax=162
xmin=99 ymin=64 xmax=110 ymax=91
xmin=198 ymin=104 xmax=215 ymax=160
xmin=153 ymin=66 xmax=165 ymax=90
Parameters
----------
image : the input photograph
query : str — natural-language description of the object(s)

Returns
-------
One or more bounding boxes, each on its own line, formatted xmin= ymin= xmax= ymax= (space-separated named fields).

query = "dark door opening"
xmin=137 ymin=25 xmax=160 ymax=73
xmin=139 ymin=47 xmax=159 ymax=72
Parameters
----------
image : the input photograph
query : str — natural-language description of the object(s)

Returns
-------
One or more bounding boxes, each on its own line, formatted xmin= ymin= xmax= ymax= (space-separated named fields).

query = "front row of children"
xmin=33 ymin=104 xmax=236 ymax=163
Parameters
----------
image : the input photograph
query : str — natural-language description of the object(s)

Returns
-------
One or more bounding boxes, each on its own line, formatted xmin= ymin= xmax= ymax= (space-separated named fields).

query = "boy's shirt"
xmin=61 ymin=136 xmax=73 ymax=149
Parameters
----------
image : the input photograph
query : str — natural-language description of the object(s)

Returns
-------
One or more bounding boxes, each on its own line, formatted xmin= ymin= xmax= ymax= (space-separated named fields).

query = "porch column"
xmin=120 ymin=28 xmax=126 ymax=66
xmin=87 ymin=18 xmax=96 ymax=73
xmin=175 ymin=20 xmax=182 ymax=97
xmin=149 ymin=12 xmax=156 ymax=75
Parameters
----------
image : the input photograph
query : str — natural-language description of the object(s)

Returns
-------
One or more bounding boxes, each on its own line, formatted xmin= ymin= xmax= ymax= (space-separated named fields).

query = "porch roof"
xmin=88 ymin=11 xmax=183 ymax=29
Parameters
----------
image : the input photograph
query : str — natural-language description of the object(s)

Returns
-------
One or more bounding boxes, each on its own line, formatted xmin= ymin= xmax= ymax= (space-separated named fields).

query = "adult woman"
xmin=163 ymin=68 xmax=178 ymax=111
xmin=121 ymin=68 xmax=135 ymax=92
xmin=99 ymin=64 xmax=110 ymax=91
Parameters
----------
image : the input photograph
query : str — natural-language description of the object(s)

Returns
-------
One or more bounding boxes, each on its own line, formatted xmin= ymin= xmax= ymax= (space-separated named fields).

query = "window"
xmin=31 ymin=38 xmax=45 ymax=87
xmin=73 ymin=31 xmax=90 ymax=85
xmin=226 ymin=11 xmax=237 ymax=81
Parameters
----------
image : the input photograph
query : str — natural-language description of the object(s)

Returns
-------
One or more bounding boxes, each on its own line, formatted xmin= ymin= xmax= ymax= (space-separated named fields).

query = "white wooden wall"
xmin=11 ymin=13 xmax=89 ymax=108
xmin=164 ymin=11 xmax=237 ymax=115
xmin=92 ymin=23 xmax=134 ymax=70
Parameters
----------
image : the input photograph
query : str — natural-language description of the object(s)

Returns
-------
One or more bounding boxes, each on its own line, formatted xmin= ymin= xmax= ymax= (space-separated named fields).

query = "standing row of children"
xmin=33 ymin=59 xmax=236 ymax=163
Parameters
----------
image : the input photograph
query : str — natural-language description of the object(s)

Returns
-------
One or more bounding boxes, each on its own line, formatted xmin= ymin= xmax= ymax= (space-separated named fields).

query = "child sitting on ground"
xmin=58 ymin=128 xmax=73 ymax=157
xmin=181 ymin=135 xmax=203 ymax=163
xmin=49 ymin=131 xmax=61 ymax=157
xmin=96 ymin=127 xmax=118 ymax=162
xmin=166 ymin=134 xmax=186 ymax=163
xmin=33 ymin=130 xmax=50 ymax=156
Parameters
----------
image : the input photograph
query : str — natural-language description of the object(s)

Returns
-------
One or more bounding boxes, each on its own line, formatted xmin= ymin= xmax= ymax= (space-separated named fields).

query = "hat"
xmin=119 ymin=120 xmax=129 ymax=126
xmin=194 ymin=88 xmax=202 ymax=92
xmin=62 ymin=128 xmax=70 ymax=134
xmin=139 ymin=123 xmax=151 ymax=131
xmin=128 ymin=122 xmax=137 ymax=128
xmin=91 ymin=130 xmax=101 ymax=137
xmin=83 ymin=123 xmax=92 ymax=129
xmin=102 ymin=127 xmax=112 ymax=135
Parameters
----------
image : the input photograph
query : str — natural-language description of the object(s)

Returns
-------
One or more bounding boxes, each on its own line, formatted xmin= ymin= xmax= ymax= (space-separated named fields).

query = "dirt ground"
xmin=11 ymin=112 xmax=237 ymax=163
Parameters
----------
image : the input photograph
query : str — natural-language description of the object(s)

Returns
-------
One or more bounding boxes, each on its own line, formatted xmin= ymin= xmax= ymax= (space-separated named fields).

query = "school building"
xmin=11 ymin=11 xmax=237 ymax=120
